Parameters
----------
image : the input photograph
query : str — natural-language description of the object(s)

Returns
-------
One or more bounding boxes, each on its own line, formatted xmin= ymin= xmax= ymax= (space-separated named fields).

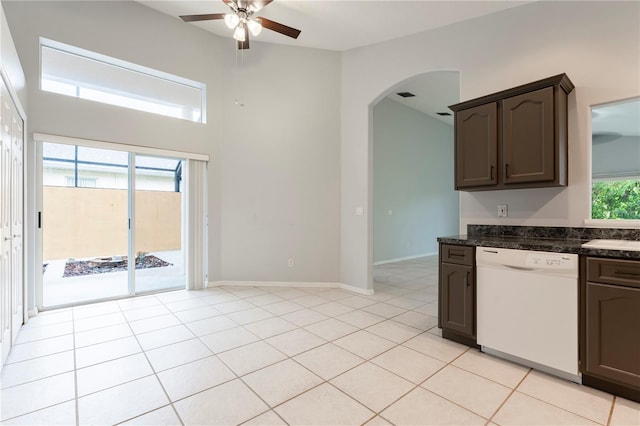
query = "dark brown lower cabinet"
xmin=583 ymin=257 xmax=640 ymax=402
xmin=439 ymin=244 xmax=477 ymax=347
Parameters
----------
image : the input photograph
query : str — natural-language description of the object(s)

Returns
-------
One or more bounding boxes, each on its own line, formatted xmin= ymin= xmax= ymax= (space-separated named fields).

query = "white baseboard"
xmin=373 ymin=251 xmax=437 ymax=266
xmin=208 ymin=280 xmax=341 ymax=289
xmin=207 ymin=280 xmax=375 ymax=296
xmin=339 ymin=283 xmax=375 ymax=296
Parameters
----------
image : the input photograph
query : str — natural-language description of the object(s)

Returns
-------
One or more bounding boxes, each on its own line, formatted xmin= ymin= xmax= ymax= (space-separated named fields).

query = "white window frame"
xmin=39 ymin=37 xmax=207 ymax=123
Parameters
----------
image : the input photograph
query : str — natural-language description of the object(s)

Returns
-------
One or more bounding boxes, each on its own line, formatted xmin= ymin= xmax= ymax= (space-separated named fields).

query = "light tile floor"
xmin=1 ymin=255 xmax=638 ymax=425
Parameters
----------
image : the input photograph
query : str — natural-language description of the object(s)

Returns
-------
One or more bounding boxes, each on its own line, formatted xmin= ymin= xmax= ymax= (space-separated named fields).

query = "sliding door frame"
xmin=34 ymin=133 xmax=208 ymax=311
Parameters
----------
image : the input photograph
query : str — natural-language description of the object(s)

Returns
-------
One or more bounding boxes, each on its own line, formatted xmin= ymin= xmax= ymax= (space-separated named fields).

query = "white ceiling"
xmin=136 ymin=0 xmax=531 ymax=52
xmin=137 ymin=1 xmax=525 ymax=122
xmin=385 ymin=71 xmax=459 ymax=126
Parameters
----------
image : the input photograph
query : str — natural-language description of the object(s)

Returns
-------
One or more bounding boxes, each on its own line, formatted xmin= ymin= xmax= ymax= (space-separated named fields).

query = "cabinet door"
xmin=455 ymin=103 xmax=498 ymax=188
xmin=440 ymin=263 xmax=474 ymax=337
xmin=502 ymin=86 xmax=555 ymax=184
xmin=586 ymin=282 xmax=640 ymax=388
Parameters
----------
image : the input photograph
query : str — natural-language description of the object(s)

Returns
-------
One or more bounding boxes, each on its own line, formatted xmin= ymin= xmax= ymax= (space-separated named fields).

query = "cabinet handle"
xmin=505 ymin=163 xmax=510 ymax=178
xmin=450 ymin=252 xmax=465 ymax=258
xmin=464 ymin=272 xmax=470 ymax=287
xmin=490 ymin=165 xmax=494 ymax=180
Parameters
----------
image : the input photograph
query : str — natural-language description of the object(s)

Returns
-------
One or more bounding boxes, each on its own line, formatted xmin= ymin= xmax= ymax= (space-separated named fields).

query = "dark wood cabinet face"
xmin=502 ymin=87 xmax=555 ymax=184
xmin=440 ymin=262 xmax=474 ymax=337
xmin=586 ymin=282 xmax=640 ymax=389
xmin=449 ymin=74 xmax=572 ymax=191
xmin=455 ymin=103 xmax=498 ymax=188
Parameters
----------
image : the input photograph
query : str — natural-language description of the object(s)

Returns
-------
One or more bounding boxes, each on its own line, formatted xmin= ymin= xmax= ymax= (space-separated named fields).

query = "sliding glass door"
xmin=134 ymin=155 xmax=185 ymax=294
xmin=40 ymin=142 xmax=186 ymax=308
xmin=42 ymin=143 xmax=130 ymax=306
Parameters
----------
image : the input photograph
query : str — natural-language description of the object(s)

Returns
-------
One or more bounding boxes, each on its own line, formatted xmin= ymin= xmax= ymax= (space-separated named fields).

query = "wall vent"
xmin=396 ymin=92 xmax=416 ymax=98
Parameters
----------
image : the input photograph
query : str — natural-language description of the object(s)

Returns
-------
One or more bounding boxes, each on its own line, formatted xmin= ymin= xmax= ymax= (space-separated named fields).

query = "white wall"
xmin=3 ymin=0 xmax=341 ymax=310
xmin=218 ymin=40 xmax=341 ymax=283
xmin=341 ymin=1 xmax=640 ymax=291
xmin=373 ymin=98 xmax=458 ymax=263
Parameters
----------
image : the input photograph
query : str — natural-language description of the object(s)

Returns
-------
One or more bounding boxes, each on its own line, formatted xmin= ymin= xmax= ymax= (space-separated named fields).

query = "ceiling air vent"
xmin=396 ymin=92 xmax=416 ymax=98
xmin=436 ymin=112 xmax=452 ymax=116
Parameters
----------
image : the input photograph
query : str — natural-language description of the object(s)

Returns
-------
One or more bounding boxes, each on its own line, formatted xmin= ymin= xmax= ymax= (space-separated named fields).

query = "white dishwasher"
xmin=476 ymin=247 xmax=580 ymax=382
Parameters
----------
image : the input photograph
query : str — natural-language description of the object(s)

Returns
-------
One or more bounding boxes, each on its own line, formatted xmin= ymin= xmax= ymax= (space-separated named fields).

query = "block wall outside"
xmin=43 ymin=186 xmax=181 ymax=260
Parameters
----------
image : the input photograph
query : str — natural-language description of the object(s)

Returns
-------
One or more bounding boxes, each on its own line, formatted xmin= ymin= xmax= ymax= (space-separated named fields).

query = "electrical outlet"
xmin=497 ymin=204 xmax=508 ymax=217
xmin=288 ymin=259 xmax=294 ymax=267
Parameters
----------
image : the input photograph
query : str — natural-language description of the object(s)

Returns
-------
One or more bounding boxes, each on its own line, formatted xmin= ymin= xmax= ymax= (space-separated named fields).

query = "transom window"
xmin=40 ymin=38 xmax=206 ymax=123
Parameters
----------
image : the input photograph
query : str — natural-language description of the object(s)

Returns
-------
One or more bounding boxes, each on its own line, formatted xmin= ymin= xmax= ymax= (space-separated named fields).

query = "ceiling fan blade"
xmin=222 ymin=0 xmax=237 ymax=8
xmin=248 ymin=0 xmax=273 ymax=13
xmin=180 ymin=13 xmax=226 ymax=22
xmin=258 ymin=17 xmax=301 ymax=39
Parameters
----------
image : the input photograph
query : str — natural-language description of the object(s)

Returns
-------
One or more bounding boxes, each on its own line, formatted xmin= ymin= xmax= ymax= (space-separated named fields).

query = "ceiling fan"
xmin=179 ymin=0 xmax=301 ymax=50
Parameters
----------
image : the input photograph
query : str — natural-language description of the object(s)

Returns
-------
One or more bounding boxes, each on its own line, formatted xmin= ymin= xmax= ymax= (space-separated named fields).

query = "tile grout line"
xmin=486 ymin=366 xmax=532 ymax=424
xmin=606 ymin=396 xmax=616 ymax=426
xmin=71 ymin=307 xmax=80 ymax=426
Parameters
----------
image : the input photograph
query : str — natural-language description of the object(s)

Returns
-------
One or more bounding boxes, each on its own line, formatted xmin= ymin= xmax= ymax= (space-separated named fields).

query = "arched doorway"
xmin=369 ymin=71 xmax=460 ymax=297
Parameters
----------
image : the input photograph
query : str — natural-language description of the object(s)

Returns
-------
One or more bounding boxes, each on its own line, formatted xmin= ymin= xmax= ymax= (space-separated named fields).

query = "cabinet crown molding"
xmin=449 ymin=73 xmax=575 ymax=112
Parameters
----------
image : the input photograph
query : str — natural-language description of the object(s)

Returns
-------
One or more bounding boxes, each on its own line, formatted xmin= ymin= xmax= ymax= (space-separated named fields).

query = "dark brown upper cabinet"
xmin=450 ymin=74 xmax=574 ymax=191
xmin=455 ymin=103 xmax=498 ymax=188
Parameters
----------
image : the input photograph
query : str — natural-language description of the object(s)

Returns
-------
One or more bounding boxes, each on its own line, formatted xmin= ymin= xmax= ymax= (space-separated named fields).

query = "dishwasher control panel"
xmin=526 ymin=253 xmax=575 ymax=269
xmin=476 ymin=247 xmax=578 ymax=278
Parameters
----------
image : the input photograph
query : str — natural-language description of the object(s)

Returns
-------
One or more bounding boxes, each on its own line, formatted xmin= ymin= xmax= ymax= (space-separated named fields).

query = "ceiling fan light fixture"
xmin=247 ymin=19 xmax=262 ymax=36
xmin=233 ymin=24 xmax=246 ymax=42
xmin=224 ymin=13 xmax=240 ymax=29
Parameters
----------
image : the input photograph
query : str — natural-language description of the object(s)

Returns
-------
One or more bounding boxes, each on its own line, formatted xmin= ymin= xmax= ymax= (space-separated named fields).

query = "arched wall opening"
xmin=367 ymin=70 xmax=461 ymax=292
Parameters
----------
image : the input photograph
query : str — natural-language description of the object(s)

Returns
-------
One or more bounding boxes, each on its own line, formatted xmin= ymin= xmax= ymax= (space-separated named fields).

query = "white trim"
xmin=373 ymin=252 xmax=437 ymax=266
xmin=33 ymin=133 xmax=209 ymax=161
xmin=584 ymin=219 xmax=640 ymax=229
xmin=339 ymin=283 xmax=375 ymax=296
xmin=209 ymin=281 xmax=341 ymax=289
xmin=207 ymin=280 xmax=376 ymax=296
xmin=40 ymin=37 xmax=204 ymax=90
xmin=40 ymin=37 xmax=207 ymax=124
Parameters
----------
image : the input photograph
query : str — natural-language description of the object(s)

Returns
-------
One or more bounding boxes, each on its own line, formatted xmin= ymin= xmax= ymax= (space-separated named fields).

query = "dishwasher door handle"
xmin=504 ymin=265 xmax=535 ymax=272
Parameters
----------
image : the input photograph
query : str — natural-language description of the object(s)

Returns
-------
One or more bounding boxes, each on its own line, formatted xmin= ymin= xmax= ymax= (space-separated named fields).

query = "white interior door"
xmin=10 ymin=98 xmax=23 ymax=342
xmin=0 ymin=80 xmax=13 ymax=366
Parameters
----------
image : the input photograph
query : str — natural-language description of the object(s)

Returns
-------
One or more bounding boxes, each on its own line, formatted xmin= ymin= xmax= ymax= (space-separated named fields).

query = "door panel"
xmin=134 ymin=155 xmax=185 ymax=294
xmin=502 ymin=86 xmax=555 ymax=184
xmin=586 ymin=282 xmax=640 ymax=387
xmin=440 ymin=262 xmax=474 ymax=337
xmin=0 ymin=111 xmax=11 ymax=366
xmin=42 ymin=144 xmax=130 ymax=307
xmin=455 ymin=103 xmax=498 ymax=188
xmin=11 ymin=103 xmax=24 ymax=341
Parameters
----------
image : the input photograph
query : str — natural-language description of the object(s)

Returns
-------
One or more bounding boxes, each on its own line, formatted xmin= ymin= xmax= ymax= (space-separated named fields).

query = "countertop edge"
xmin=437 ymin=236 xmax=640 ymax=260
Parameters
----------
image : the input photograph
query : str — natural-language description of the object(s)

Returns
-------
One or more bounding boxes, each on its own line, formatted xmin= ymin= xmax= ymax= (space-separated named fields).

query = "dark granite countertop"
xmin=437 ymin=225 xmax=640 ymax=260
